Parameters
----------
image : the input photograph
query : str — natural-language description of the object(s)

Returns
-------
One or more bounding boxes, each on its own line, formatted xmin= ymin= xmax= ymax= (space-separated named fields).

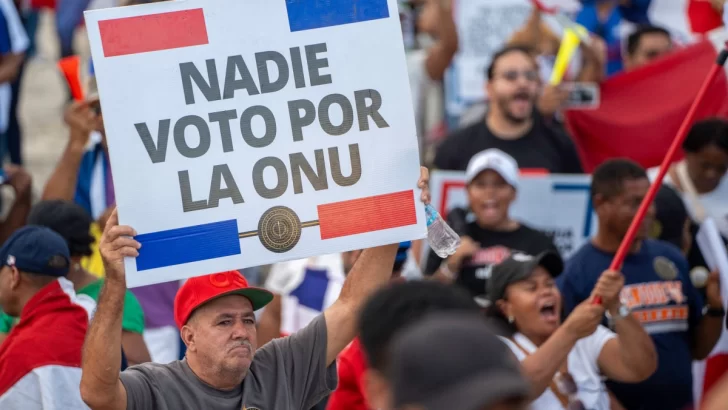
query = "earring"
xmin=508 ymin=316 xmax=514 ymax=324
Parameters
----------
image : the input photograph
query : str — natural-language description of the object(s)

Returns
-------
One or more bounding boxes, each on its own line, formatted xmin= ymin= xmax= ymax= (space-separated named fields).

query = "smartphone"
xmin=563 ymin=82 xmax=600 ymax=109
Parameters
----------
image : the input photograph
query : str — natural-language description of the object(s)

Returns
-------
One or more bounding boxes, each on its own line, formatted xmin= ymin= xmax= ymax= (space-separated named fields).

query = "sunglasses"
xmin=497 ymin=70 xmax=539 ymax=83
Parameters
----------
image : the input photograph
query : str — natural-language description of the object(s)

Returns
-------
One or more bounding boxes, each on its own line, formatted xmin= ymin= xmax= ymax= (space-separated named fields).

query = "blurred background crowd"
xmin=2 ymin=0 xmax=728 ymax=409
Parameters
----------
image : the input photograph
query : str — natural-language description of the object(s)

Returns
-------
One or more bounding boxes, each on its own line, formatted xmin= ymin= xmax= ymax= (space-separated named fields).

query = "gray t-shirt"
xmin=119 ymin=315 xmax=337 ymax=410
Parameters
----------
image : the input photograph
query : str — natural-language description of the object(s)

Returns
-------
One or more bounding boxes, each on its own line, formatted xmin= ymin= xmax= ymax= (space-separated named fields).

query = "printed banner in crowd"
xmin=430 ymin=171 xmax=596 ymax=258
xmin=565 ymin=39 xmax=728 ymax=173
xmin=445 ymin=0 xmax=581 ymax=118
xmin=84 ymin=0 xmax=425 ymax=287
xmin=444 ymin=0 xmax=722 ymax=122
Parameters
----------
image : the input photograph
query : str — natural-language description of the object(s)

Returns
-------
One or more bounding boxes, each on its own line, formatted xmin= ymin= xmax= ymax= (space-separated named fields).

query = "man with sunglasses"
xmin=434 ymin=45 xmax=582 ymax=175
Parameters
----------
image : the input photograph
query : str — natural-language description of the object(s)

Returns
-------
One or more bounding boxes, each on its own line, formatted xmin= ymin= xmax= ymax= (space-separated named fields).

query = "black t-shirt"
xmin=425 ymin=209 xmax=560 ymax=298
xmin=434 ymin=115 xmax=583 ymax=173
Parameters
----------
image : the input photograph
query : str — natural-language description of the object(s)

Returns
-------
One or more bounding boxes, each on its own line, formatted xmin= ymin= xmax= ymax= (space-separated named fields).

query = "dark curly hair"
xmin=27 ymin=200 xmax=95 ymax=257
xmin=359 ymin=281 xmax=479 ymax=373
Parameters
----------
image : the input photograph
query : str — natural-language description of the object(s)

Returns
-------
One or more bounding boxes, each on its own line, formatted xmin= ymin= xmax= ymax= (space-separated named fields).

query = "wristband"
xmin=703 ymin=306 xmax=725 ymax=317
xmin=605 ymin=304 xmax=630 ymax=322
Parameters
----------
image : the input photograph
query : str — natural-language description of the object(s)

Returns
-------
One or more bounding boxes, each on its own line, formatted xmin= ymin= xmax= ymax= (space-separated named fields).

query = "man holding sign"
xmin=80 ymin=0 xmax=431 ymax=408
xmin=80 ymin=169 xmax=430 ymax=410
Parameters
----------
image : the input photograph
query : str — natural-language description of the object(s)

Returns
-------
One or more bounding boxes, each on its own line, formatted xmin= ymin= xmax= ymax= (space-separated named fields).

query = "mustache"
xmin=227 ymin=339 xmax=253 ymax=353
xmin=511 ymin=89 xmax=532 ymax=99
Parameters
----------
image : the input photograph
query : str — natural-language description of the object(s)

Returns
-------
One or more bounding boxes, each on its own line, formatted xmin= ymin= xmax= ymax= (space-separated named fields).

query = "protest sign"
xmin=445 ymin=0 xmax=580 ymax=118
xmin=84 ymin=0 xmax=425 ymax=287
xmin=429 ymin=171 xmax=596 ymax=258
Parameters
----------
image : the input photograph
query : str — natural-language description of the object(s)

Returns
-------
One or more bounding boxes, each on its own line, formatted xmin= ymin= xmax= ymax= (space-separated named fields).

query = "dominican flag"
xmin=265 ymin=254 xmax=345 ymax=336
xmin=0 ymin=278 xmax=95 ymax=409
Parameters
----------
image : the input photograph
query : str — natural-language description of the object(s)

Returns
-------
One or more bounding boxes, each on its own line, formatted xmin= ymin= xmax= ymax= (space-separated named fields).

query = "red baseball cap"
xmin=173 ymin=270 xmax=274 ymax=329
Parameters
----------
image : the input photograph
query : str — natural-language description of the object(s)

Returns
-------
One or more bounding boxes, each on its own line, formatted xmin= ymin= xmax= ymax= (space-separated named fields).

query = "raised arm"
xmin=576 ymin=36 xmax=606 ymax=83
xmin=516 ymin=300 xmax=604 ymax=398
xmin=0 ymin=166 xmax=32 ymax=244
xmin=80 ymin=209 xmax=140 ymax=410
xmin=42 ymin=101 xmax=96 ymax=201
xmin=594 ymin=270 xmax=657 ymax=382
xmin=691 ymin=271 xmax=723 ymax=360
xmin=0 ymin=52 xmax=23 ymax=83
xmin=323 ymin=168 xmax=430 ymax=365
xmin=424 ymin=0 xmax=458 ymax=82
xmin=597 ymin=315 xmax=657 ymax=382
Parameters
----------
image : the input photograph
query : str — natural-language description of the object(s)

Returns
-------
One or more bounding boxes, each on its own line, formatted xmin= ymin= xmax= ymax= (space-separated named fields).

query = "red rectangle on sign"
xmin=317 ymin=191 xmax=418 ymax=240
xmin=98 ymin=9 xmax=208 ymax=57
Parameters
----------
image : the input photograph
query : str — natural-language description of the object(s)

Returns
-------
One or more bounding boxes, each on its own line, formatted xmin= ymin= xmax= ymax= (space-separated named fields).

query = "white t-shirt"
xmin=647 ymin=166 xmax=728 ymax=239
xmin=500 ymin=326 xmax=616 ymax=410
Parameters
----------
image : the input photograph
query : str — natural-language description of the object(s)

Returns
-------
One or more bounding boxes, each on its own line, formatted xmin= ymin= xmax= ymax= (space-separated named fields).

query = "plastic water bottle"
xmin=425 ymin=204 xmax=461 ymax=258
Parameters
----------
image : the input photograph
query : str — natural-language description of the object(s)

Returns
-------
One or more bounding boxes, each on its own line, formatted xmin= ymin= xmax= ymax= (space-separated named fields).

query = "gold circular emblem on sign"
xmin=258 ymin=206 xmax=302 ymax=253
xmin=653 ymin=256 xmax=678 ymax=281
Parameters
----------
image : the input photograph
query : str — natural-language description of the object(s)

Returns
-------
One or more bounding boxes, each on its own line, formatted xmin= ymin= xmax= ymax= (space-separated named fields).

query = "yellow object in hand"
xmin=549 ymin=27 xmax=583 ymax=86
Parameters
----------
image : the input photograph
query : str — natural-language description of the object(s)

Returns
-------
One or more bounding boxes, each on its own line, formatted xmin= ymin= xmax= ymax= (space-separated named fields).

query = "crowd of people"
xmin=2 ymin=0 xmax=728 ymax=409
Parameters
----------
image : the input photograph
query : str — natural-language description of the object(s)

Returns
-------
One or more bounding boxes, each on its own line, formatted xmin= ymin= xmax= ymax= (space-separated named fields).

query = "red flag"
xmin=702 ymin=353 xmax=728 ymax=405
xmin=30 ymin=0 xmax=55 ymax=9
xmin=687 ymin=0 xmax=723 ymax=34
xmin=564 ymin=40 xmax=728 ymax=173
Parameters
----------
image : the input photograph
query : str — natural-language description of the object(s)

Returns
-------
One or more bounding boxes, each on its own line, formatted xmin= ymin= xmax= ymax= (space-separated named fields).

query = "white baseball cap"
xmin=465 ymin=149 xmax=519 ymax=188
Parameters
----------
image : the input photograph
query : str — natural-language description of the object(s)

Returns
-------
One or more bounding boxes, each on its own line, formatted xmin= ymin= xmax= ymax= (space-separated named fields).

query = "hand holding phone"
xmin=562 ymin=82 xmax=600 ymax=109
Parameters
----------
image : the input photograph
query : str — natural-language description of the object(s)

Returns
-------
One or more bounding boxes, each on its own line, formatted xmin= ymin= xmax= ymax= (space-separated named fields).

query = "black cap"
xmin=390 ymin=313 xmax=529 ymax=410
xmin=487 ymin=251 xmax=563 ymax=302
xmin=651 ymin=185 xmax=688 ymax=249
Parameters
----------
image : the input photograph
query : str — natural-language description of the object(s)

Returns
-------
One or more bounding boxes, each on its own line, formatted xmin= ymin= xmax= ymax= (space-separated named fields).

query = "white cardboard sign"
xmin=84 ymin=0 xmax=425 ymax=287
xmin=429 ymin=171 xmax=597 ymax=258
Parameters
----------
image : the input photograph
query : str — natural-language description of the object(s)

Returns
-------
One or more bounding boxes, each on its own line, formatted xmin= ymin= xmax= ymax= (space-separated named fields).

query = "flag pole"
xmin=594 ymin=46 xmax=728 ymax=305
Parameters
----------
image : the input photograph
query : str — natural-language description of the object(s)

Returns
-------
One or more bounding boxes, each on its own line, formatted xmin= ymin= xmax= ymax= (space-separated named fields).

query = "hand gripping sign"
xmin=85 ymin=0 xmax=425 ymax=287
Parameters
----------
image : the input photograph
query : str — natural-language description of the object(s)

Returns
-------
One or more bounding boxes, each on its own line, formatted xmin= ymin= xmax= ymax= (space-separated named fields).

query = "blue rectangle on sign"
xmin=135 ymin=220 xmax=240 ymax=271
xmin=286 ymin=0 xmax=389 ymax=32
